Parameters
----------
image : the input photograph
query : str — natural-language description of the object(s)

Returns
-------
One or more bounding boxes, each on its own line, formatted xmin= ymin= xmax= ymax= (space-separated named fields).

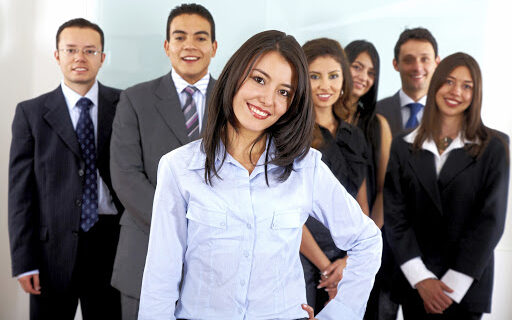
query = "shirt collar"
xmin=171 ymin=67 xmax=210 ymax=96
xmin=399 ymin=89 xmax=427 ymax=108
xmin=404 ymin=127 xmax=473 ymax=156
xmin=187 ymin=136 xmax=281 ymax=171
xmin=61 ymin=80 xmax=99 ymax=110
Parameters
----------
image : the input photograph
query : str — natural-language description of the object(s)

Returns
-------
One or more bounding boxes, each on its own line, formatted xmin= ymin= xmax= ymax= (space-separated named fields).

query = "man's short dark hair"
xmin=166 ymin=3 xmax=216 ymax=42
xmin=56 ymin=18 xmax=104 ymax=51
xmin=394 ymin=27 xmax=438 ymax=61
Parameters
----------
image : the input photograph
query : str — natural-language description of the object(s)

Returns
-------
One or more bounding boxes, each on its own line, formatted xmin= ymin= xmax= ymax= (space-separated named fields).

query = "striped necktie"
xmin=182 ymin=86 xmax=199 ymax=139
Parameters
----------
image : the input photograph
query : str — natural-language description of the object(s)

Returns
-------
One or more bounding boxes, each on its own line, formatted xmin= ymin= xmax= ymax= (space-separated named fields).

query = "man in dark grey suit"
xmin=109 ymin=4 xmax=217 ymax=318
xmin=368 ymin=27 xmax=440 ymax=320
xmin=376 ymin=28 xmax=440 ymax=137
xmin=8 ymin=18 xmax=122 ymax=319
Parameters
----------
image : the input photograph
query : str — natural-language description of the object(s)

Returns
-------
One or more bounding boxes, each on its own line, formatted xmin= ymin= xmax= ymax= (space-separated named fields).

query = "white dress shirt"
xmin=138 ymin=140 xmax=382 ymax=320
xmin=171 ymin=68 xmax=210 ymax=132
xmin=400 ymin=129 xmax=474 ymax=303
xmin=399 ymin=89 xmax=427 ymax=128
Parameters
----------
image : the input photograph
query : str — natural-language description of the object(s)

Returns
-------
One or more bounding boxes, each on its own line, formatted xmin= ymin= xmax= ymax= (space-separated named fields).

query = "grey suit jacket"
xmin=376 ymin=91 xmax=403 ymax=138
xmin=110 ymin=72 xmax=216 ymax=298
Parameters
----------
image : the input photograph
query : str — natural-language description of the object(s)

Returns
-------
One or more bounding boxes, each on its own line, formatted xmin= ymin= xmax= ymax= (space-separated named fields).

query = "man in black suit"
xmin=109 ymin=4 xmax=217 ymax=319
xmin=8 ymin=18 xmax=122 ymax=319
xmin=377 ymin=28 xmax=440 ymax=137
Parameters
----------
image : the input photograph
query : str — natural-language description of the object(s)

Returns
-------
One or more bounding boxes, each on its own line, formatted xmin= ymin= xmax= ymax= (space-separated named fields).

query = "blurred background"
xmin=1 ymin=0 xmax=510 ymax=319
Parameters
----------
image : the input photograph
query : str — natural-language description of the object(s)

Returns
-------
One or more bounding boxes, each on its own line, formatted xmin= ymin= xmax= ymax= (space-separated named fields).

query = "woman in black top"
xmin=385 ymin=52 xmax=509 ymax=320
xmin=299 ymin=38 xmax=370 ymax=313
xmin=345 ymin=40 xmax=391 ymax=229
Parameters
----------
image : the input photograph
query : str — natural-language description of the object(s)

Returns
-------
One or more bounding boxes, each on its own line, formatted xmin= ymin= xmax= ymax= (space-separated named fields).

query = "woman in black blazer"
xmin=384 ymin=52 xmax=509 ymax=320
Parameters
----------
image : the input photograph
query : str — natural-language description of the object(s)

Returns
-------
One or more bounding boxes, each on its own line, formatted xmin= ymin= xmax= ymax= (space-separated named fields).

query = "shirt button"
xmin=75 ymin=199 xmax=82 ymax=207
xmin=220 ymin=222 xmax=226 ymax=227
xmin=78 ymin=169 xmax=84 ymax=177
xmin=244 ymin=251 xmax=249 ymax=258
xmin=246 ymin=223 xmax=252 ymax=229
xmin=240 ymin=280 xmax=245 ymax=286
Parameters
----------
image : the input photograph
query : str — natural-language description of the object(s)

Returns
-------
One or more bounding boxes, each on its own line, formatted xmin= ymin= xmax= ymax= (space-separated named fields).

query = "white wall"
xmin=1 ymin=0 xmax=510 ymax=319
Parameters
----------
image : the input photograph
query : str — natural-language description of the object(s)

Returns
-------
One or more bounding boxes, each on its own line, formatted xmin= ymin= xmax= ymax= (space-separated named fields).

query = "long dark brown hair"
xmin=345 ymin=40 xmax=380 ymax=140
xmin=414 ymin=52 xmax=490 ymax=156
xmin=202 ymin=30 xmax=314 ymax=185
xmin=302 ymin=38 xmax=353 ymax=149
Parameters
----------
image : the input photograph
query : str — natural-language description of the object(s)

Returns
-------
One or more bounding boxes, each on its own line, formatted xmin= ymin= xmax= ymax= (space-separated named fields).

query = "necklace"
xmin=436 ymin=136 xmax=453 ymax=153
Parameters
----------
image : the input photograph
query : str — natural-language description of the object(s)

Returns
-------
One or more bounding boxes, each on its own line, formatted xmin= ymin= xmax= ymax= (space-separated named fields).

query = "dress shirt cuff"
xmin=441 ymin=269 xmax=473 ymax=303
xmin=16 ymin=270 xmax=39 ymax=279
xmin=316 ymin=298 xmax=359 ymax=320
xmin=400 ymin=257 xmax=437 ymax=288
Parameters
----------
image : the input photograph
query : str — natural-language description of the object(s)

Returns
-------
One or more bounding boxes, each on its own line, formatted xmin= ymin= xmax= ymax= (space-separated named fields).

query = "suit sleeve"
xmin=8 ymin=103 xmax=39 ymax=276
xmin=110 ymin=91 xmax=155 ymax=229
xmin=451 ymin=137 xmax=510 ymax=279
xmin=384 ymin=139 xmax=424 ymax=265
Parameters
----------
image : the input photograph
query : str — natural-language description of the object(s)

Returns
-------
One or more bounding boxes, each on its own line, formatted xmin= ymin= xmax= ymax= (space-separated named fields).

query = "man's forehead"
xmin=399 ymin=40 xmax=435 ymax=57
xmin=170 ymin=14 xmax=211 ymax=34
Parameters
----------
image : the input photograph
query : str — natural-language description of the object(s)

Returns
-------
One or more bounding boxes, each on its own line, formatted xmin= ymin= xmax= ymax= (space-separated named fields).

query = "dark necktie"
xmin=75 ymin=97 xmax=98 ymax=232
xmin=405 ymin=102 xmax=423 ymax=129
xmin=182 ymin=86 xmax=199 ymax=139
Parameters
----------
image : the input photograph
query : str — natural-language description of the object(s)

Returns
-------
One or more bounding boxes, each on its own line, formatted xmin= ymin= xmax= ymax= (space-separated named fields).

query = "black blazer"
xmin=384 ymin=132 xmax=509 ymax=313
xmin=8 ymin=83 xmax=122 ymax=294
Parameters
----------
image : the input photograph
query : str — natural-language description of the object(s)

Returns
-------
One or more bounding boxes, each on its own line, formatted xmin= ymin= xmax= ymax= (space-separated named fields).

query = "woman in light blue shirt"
xmin=138 ymin=30 xmax=382 ymax=320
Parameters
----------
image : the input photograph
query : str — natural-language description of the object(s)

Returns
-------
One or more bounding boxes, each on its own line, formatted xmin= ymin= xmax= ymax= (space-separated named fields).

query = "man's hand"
xmin=18 ymin=273 xmax=41 ymax=295
xmin=416 ymin=278 xmax=453 ymax=314
xmin=318 ymin=256 xmax=348 ymax=302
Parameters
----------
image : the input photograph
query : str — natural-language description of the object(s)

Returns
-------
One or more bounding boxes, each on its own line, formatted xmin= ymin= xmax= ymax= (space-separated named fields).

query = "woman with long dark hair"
xmin=299 ymin=38 xmax=370 ymax=313
xmin=345 ymin=40 xmax=391 ymax=229
xmin=137 ymin=30 xmax=382 ymax=320
xmin=385 ymin=52 xmax=509 ymax=319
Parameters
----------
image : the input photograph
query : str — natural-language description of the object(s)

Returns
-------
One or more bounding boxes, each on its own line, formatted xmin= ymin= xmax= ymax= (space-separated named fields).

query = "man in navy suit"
xmin=377 ymin=28 xmax=440 ymax=137
xmin=8 ymin=18 xmax=122 ymax=319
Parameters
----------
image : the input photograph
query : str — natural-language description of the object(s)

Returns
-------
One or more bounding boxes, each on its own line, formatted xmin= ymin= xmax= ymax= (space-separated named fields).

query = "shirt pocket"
xmin=185 ymin=202 xmax=228 ymax=249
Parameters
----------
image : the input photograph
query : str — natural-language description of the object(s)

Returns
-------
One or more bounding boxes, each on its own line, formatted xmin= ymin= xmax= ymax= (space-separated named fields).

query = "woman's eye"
xmin=329 ymin=74 xmax=339 ymax=80
xmin=278 ymin=89 xmax=290 ymax=97
xmin=351 ymin=64 xmax=361 ymax=71
xmin=253 ymin=76 xmax=265 ymax=85
xmin=446 ymin=79 xmax=454 ymax=85
xmin=310 ymin=74 xmax=319 ymax=80
xmin=464 ymin=84 xmax=473 ymax=90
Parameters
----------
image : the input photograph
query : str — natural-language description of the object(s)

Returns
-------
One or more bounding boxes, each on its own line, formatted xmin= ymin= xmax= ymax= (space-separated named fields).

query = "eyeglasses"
xmin=58 ymin=48 xmax=102 ymax=57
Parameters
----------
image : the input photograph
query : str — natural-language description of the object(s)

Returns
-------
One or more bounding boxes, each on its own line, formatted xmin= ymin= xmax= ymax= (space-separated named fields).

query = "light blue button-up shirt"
xmin=139 ymin=139 xmax=382 ymax=320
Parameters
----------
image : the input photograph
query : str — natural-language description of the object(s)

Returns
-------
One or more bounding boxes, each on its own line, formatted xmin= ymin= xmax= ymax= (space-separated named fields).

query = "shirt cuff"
xmin=400 ymin=257 xmax=437 ymax=288
xmin=441 ymin=269 xmax=473 ymax=303
xmin=16 ymin=270 xmax=39 ymax=279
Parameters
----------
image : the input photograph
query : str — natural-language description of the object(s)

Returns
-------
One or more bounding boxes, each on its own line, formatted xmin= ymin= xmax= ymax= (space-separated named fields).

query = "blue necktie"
xmin=182 ymin=86 xmax=199 ymax=139
xmin=405 ymin=102 xmax=423 ymax=129
xmin=75 ymin=97 xmax=98 ymax=232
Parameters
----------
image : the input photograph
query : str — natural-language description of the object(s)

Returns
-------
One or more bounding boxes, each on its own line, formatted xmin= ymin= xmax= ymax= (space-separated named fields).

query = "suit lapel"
xmin=43 ymin=86 xmax=81 ymax=159
xmin=201 ymin=77 xmax=215 ymax=133
xmin=408 ymin=147 xmax=443 ymax=214
xmin=154 ymin=72 xmax=189 ymax=145
xmin=97 ymin=83 xmax=117 ymax=163
xmin=438 ymin=148 xmax=475 ymax=189
xmin=392 ymin=91 xmax=403 ymax=126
